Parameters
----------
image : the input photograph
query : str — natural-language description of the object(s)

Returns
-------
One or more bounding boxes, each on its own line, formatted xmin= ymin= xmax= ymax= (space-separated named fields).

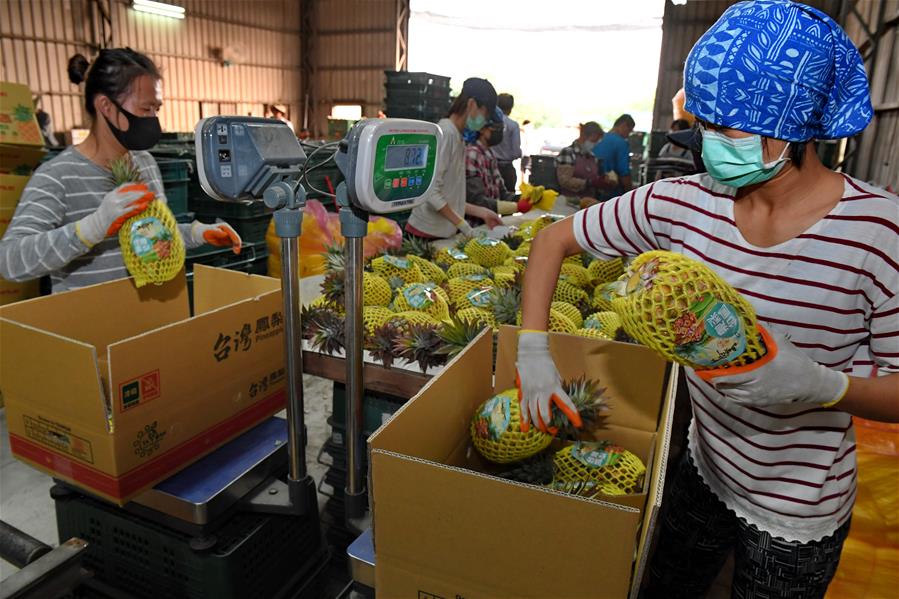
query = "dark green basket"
xmin=157 ymin=158 xmax=192 ymax=182
xmin=53 ymin=485 xmax=325 ymax=599
xmin=163 ymin=180 xmax=190 ymax=215
xmin=330 ymin=382 xmax=405 ymax=439
xmin=190 ymin=198 xmax=271 ymax=218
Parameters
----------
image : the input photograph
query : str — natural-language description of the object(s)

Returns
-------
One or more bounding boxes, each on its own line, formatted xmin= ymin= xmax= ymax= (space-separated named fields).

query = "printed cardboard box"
xmin=0 ymin=81 xmax=44 ymax=148
xmin=370 ymin=326 xmax=678 ymax=599
xmin=0 ymin=266 xmax=286 ymax=504
xmin=0 ymin=173 xmax=39 ymax=305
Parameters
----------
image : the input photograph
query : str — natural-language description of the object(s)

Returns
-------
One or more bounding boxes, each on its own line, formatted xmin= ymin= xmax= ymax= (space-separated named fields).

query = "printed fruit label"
xmin=463 ymin=274 xmax=489 ymax=282
xmin=583 ymin=316 xmax=604 ymax=331
xmin=474 ymin=394 xmax=511 ymax=440
xmin=476 ymin=237 xmax=500 ymax=247
xmin=604 ymin=257 xmax=659 ymax=299
xmin=447 ymin=248 xmax=468 ymax=261
xmin=570 ymin=441 xmax=623 ymax=469
xmin=403 ymin=283 xmax=436 ymax=309
xmin=129 ymin=217 xmax=174 ymax=263
xmin=673 ymin=293 xmax=747 ymax=367
xmin=466 ymin=288 xmax=492 ymax=308
xmin=384 ymin=255 xmax=410 ymax=269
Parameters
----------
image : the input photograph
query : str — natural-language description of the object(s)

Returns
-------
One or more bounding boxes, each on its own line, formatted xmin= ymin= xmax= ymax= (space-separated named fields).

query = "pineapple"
xmin=470 ymin=377 xmax=610 ymax=464
xmin=607 ymin=250 xmax=766 ymax=369
xmin=364 ymin=273 xmax=393 ymax=307
xmin=563 ymin=255 xmax=583 ymax=267
xmin=456 ymin=307 xmax=496 ymax=329
xmin=517 ymin=215 xmax=555 ymax=241
xmin=447 ymin=276 xmax=494 ymax=308
xmin=366 ymin=320 xmax=403 ymax=368
xmin=588 ymin=257 xmax=625 ymax=284
xmin=306 ymin=308 xmax=345 ymax=355
xmin=551 ymin=441 xmax=646 ymax=496
xmin=592 ymin=285 xmax=615 ymax=312
xmin=503 ymin=256 xmax=527 ymax=273
xmin=408 ymin=254 xmax=446 ymax=284
xmin=321 ymin=270 xmax=345 ymax=307
xmin=559 ymin=263 xmax=591 ymax=288
xmin=491 ymin=271 xmax=517 ymax=289
xmin=549 ymin=308 xmax=578 ymax=334
xmin=495 ymin=452 xmax=555 ymax=486
xmin=393 ymin=323 xmax=448 ymax=373
xmin=551 ymin=301 xmax=583 ymax=328
xmin=112 ymin=156 xmax=185 ymax=288
xmin=400 ymin=236 xmax=436 ymax=261
xmin=575 ymin=328 xmax=613 ymax=341
xmin=437 ymin=316 xmax=486 ymax=358
xmin=323 ymin=244 xmax=346 ymax=273
xmin=390 ymin=311 xmax=439 ymax=327
xmin=434 ymin=246 xmax=472 ymax=268
xmin=552 ymin=280 xmax=589 ymax=306
xmin=583 ymin=311 xmax=622 ymax=337
xmin=362 ymin=306 xmax=395 ymax=336
xmin=309 ymin=295 xmax=344 ymax=314
xmin=464 ymin=237 xmax=511 ymax=268
xmin=500 ymin=231 xmax=524 ymax=251
xmin=447 ymin=262 xmax=488 ymax=279
xmin=392 ymin=282 xmax=450 ymax=321
xmin=513 ymin=242 xmax=532 ymax=258
xmin=371 ymin=255 xmax=424 ymax=285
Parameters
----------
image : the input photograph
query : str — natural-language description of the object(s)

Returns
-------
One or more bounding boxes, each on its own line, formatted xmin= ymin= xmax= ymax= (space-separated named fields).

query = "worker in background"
xmin=297 ymin=128 xmax=311 ymax=141
xmin=405 ymin=77 xmax=503 ymax=239
xmin=270 ymin=103 xmax=295 ymax=133
xmin=592 ymin=113 xmax=635 ymax=198
xmin=517 ymin=2 xmax=896 ymax=597
xmin=492 ymin=93 xmax=522 ymax=193
xmin=658 ymin=118 xmax=692 ymax=159
xmin=465 ymin=107 xmax=519 ymax=222
xmin=0 ymin=48 xmax=241 ymax=293
xmin=34 ymin=95 xmax=60 ymax=147
xmin=554 ymin=121 xmax=606 ymax=203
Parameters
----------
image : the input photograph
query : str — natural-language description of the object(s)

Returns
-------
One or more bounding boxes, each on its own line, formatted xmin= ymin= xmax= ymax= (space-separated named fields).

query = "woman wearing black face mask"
xmin=0 ymin=48 xmax=241 ymax=292
xmin=464 ymin=108 xmax=520 ymax=221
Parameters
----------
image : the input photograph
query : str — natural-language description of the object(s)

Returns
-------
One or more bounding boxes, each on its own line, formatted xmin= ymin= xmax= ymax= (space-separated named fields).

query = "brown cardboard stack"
xmin=0 ymin=266 xmax=286 ymax=504
xmin=370 ymin=326 xmax=678 ymax=598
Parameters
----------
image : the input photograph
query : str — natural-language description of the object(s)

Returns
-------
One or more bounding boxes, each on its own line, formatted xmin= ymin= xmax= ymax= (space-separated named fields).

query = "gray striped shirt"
xmin=0 ymin=147 xmax=200 ymax=292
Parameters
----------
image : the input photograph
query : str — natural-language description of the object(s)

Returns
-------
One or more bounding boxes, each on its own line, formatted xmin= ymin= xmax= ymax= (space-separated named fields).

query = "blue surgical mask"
xmin=466 ymin=113 xmax=486 ymax=133
xmin=462 ymin=128 xmax=479 ymax=144
xmin=701 ymin=130 xmax=790 ymax=187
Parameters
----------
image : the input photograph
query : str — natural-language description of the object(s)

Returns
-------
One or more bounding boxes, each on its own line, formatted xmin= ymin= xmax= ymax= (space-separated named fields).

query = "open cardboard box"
xmin=0 ymin=266 xmax=286 ymax=504
xmin=370 ymin=326 xmax=678 ymax=598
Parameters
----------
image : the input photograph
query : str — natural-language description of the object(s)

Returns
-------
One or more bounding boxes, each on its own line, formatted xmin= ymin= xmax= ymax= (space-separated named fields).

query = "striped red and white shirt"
xmin=573 ymin=173 xmax=899 ymax=543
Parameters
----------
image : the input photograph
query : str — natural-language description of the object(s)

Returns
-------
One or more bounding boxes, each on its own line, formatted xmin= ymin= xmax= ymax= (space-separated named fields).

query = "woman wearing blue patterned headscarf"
xmin=514 ymin=2 xmax=897 ymax=598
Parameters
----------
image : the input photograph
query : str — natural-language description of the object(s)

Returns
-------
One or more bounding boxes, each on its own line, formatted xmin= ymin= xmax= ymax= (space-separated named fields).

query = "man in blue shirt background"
xmin=592 ymin=113 xmax=635 ymax=198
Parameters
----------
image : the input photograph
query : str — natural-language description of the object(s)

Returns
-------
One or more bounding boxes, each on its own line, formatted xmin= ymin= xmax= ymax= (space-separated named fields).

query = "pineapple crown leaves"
xmin=393 ymin=322 xmax=448 ymax=373
xmin=500 ymin=231 xmax=524 ymax=251
xmin=109 ymin=155 xmax=144 ymax=186
xmin=366 ymin=320 xmax=404 ymax=369
xmin=400 ymin=236 xmax=436 ymax=261
xmin=304 ymin=307 xmax=345 ymax=355
xmin=437 ymin=317 xmax=485 ymax=358
xmin=323 ymin=243 xmax=346 ymax=273
xmin=321 ymin=270 xmax=346 ymax=306
xmin=551 ymin=376 xmax=611 ymax=441
xmin=490 ymin=286 xmax=522 ymax=326
xmin=495 ymin=452 xmax=555 ymax=486
xmin=614 ymin=327 xmax=638 ymax=344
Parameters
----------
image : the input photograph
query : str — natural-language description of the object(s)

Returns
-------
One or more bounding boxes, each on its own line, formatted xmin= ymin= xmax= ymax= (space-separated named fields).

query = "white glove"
xmin=455 ymin=218 xmax=474 ymax=237
xmin=703 ymin=328 xmax=850 ymax=407
xmin=191 ymin=221 xmax=242 ymax=254
xmin=516 ymin=331 xmax=581 ymax=433
xmin=76 ymin=183 xmax=154 ymax=247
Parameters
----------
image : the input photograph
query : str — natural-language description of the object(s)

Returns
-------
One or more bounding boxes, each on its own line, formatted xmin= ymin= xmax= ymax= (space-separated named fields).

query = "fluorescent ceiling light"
xmin=132 ymin=0 xmax=185 ymax=19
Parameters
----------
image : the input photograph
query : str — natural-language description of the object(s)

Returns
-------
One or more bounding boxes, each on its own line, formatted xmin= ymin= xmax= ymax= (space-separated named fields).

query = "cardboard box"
xmin=0 ymin=82 xmax=43 ymax=148
xmin=370 ymin=327 xmax=678 ymax=599
xmin=0 ymin=143 xmax=46 ymax=175
xmin=0 ymin=266 xmax=287 ymax=504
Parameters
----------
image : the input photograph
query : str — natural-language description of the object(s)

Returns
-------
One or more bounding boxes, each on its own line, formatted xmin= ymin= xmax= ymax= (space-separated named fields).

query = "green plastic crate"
xmin=163 ymin=180 xmax=190 ymax=215
xmin=330 ymin=382 xmax=405 ymax=438
xmin=53 ymin=485 xmax=325 ymax=599
xmin=157 ymin=158 xmax=192 ymax=182
xmin=190 ymin=198 xmax=271 ymax=218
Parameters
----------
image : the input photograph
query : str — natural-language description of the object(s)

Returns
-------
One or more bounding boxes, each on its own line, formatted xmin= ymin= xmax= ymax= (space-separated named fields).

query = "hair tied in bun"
xmin=67 ymin=54 xmax=90 ymax=85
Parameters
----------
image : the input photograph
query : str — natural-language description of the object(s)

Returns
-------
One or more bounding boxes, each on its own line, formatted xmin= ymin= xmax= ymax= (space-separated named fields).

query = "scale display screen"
xmin=384 ymin=144 xmax=428 ymax=171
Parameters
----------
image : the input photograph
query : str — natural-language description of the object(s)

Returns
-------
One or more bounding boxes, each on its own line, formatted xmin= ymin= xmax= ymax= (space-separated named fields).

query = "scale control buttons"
xmin=415 ymin=176 xmax=423 ymax=186
xmin=218 ymin=149 xmax=231 ymax=162
xmin=220 ymin=164 xmax=232 ymax=178
xmin=392 ymin=179 xmax=400 ymax=188
xmin=401 ymin=178 xmax=408 ymax=187
xmin=216 ymin=124 xmax=228 ymax=145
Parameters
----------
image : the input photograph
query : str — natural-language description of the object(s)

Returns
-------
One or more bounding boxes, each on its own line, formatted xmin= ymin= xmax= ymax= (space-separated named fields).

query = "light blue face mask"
xmin=701 ymin=130 xmax=790 ymax=188
xmin=466 ymin=112 xmax=486 ymax=133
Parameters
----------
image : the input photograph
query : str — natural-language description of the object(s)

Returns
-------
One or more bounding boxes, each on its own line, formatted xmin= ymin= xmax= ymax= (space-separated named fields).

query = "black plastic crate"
xmin=383 ymin=106 xmax=446 ymax=123
xmin=163 ymin=180 xmax=189 ymax=215
xmin=385 ymin=70 xmax=450 ymax=92
xmin=528 ymin=155 xmax=560 ymax=191
xmin=157 ymin=158 xmax=192 ymax=182
xmin=330 ymin=382 xmax=405 ymax=435
xmin=385 ymin=98 xmax=451 ymax=115
xmin=54 ymin=485 xmax=324 ymax=599
xmin=385 ymin=87 xmax=451 ymax=105
xmin=189 ymin=198 xmax=271 ymax=218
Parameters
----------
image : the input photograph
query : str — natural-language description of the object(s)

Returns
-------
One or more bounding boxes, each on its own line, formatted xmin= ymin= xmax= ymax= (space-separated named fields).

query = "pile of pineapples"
xmin=302 ymin=215 xmax=633 ymax=373
xmin=470 ymin=377 xmax=646 ymax=499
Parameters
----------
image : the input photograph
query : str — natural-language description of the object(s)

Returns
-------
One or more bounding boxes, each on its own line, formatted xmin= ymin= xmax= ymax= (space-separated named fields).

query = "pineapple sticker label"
xmin=383 ymin=255 xmax=411 ymax=269
xmin=673 ymin=293 xmax=746 ymax=367
xmin=447 ymin=248 xmax=468 ymax=261
xmin=476 ymin=237 xmax=500 ymax=247
xmin=129 ymin=216 xmax=174 ymax=263
xmin=403 ymin=283 xmax=437 ymax=310
xmin=571 ymin=441 xmax=623 ymax=469
xmin=474 ymin=394 xmax=511 ymax=441
xmin=466 ymin=288 xmax=492 ymax=309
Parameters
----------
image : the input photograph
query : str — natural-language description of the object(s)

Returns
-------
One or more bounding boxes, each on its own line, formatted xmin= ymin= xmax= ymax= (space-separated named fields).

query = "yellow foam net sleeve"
xmin=119 ymin=200 xmax=185 ymax=288
xmin=470 ymin=389 xmax=553 ymax=463
xmin=552 ymin=441 xmax=646 ymax=496
xmin=607 ymin=250 xmax=766 ymax=369
xmin=825 ymin=418 xmax=899 ymax=599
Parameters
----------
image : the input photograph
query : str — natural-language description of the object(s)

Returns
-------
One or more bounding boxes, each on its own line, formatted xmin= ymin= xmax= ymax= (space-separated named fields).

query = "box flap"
xmin=368 ymin=329 xmax=493 ymax=459
xmin=0 ymin=271 xmax=188 ymax=351
xmin=373 ymin=450 xmax=643 ymax=598
xmin=193 ymin=264 xmax=281 ymax=315
xmin=0 ymin=319 xmax=107 ymax=431
xmin=495 ymin=326 xmax=668 ymax=433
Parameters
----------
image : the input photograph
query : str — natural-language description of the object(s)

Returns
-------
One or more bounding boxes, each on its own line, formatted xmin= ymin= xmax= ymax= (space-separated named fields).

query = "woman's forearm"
xmin=437 ymin=204 xmax=462 ymax=225
xmin=837 ymin=374 xmax=899 ymax=422
xmin=520 ymin=217 xmax=580 ymax=331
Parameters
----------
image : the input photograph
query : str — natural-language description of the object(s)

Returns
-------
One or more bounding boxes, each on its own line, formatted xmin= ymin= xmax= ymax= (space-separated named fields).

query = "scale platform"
xmin=348 ymin=527 xmax=375 ymax=591
xmin=129 ymin=416 xmax=289 ymax=527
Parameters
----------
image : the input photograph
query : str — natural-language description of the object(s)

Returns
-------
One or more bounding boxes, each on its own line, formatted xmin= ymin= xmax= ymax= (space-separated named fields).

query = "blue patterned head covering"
xmin=684 ymin=0 xmax=872 ymax=142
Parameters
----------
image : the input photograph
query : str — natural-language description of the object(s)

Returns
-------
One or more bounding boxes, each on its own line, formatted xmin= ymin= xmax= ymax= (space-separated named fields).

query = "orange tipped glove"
xmin=699 ymin=327 xmax=849 ymax=408
xmin=191 ymin=221 xmax=242 ymax=254
xmin=516 ymin=330 xmax=583 ymax=433
xmin=76 ymin=183 xmax=154 ymax=247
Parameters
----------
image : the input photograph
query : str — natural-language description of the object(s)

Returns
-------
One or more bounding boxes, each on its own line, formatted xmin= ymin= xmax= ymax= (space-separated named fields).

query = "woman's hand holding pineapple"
xmin=75 ymin=182 xmax=154 ymax=247
xmin=516 ymin=330 xmax=583 ymax=433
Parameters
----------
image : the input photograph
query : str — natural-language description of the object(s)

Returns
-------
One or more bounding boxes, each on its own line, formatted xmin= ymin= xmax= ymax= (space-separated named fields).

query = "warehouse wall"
xmin=310 ymin=0 xmax=399 ymax=137
xmin=0 ymin=0 xmax=302 ymax=135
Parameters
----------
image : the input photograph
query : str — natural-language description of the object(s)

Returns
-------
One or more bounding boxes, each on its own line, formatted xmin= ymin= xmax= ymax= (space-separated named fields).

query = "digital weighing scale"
xmin=45 ymin=117 xmax=441 ymax=598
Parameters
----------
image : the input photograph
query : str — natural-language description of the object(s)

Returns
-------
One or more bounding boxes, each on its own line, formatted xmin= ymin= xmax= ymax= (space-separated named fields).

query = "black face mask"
xmin=103 ymin=98 xmax=162 ymax=151
xmin=487 ymin=126 xmax=504 ymax=147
